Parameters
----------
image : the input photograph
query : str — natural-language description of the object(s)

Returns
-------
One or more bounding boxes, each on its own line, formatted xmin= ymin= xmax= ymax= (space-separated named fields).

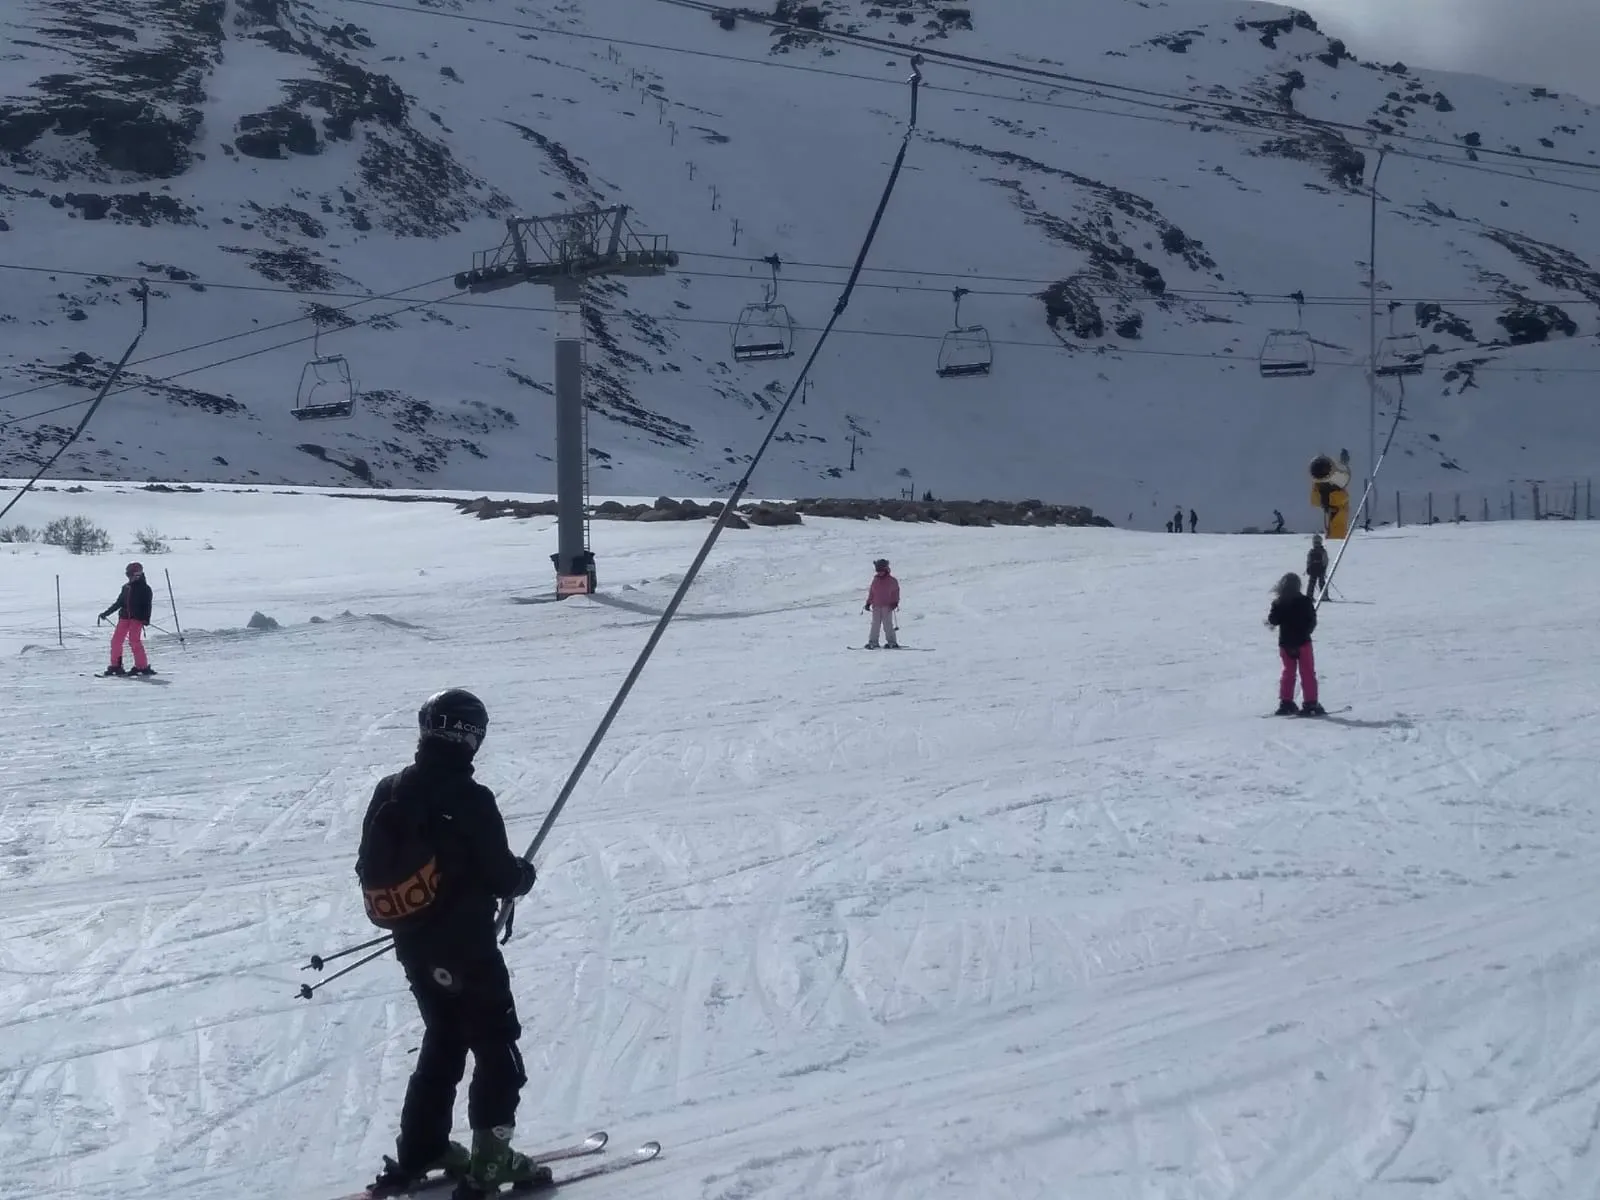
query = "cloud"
xmin=1311 ymin=0 xmax=1600 ymax=102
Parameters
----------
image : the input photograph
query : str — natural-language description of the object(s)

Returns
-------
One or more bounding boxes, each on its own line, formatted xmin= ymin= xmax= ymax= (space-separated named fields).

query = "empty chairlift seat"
xmin=1259 ymin=329 xmax=1315 ymax=378
xmin=935 ymin=286 xmax=993 ymax=378
xmin=293 ymin=354 xmax=357 ymax=421
xmin=936 ymin=326 xmax=993 ymax=377
xmin=732 ymin=253 xmax=797 ymax=362
xmin=731 ymin=303 xmax=795 ymax=361
xmin=1375 ymin=334 xmax=1425 ymax=377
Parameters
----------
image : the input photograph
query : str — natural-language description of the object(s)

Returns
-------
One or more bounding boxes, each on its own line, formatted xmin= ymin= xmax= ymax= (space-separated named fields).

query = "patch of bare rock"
xmin=454 ymin=495 xmax=1112 ymax=529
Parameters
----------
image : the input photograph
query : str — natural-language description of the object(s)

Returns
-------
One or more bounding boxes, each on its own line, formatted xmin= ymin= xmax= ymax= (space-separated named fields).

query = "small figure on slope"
xmin=863 ymin=558 xmax=900 ymax=649
xmin=358 ymin=689 xmax=546 ymax=1199
xmin=1305 ymin=534 xmax=1329 ymax=600
xmin=1267 ymin=572 xmax=1326 ymax=716
xmin=97 ymin=561 xmax=154 ymax=676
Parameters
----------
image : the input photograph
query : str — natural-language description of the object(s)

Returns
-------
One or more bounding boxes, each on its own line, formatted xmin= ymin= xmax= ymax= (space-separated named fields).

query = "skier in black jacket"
xmin=1267 ymin=572 xmax=1326 ymax=716
xmin=97 ymin=561 xmax=155 ymax=676
xmin=360 ymin=689 xmax=547 ymax=1199
xmin=1305 ymin=535 xmax=1329 ymax=600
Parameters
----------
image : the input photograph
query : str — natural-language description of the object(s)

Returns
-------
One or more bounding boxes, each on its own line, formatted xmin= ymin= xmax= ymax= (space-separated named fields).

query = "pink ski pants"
xmin=111 ymin=618 xmax=149 ymax=670
xmin=1279 ymin=643 xmax=1317 ymax=705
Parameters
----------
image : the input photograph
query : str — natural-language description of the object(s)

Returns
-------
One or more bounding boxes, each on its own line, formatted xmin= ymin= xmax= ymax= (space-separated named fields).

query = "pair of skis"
xmin=1264 ymin=704 xmax=1351 ymax=718
xmin=337 ymin=1132 xmax=660 ymax=1200
xmin=91 ymin=671 xmax=170 ymax=684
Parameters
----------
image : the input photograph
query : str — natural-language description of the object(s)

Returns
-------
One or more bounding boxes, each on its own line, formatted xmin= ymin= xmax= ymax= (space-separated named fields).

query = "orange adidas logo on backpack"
xmin=362 ymin=857 xmax=442 ymax=928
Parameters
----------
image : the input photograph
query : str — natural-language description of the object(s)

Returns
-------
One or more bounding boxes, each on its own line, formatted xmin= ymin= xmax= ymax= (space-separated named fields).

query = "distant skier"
xmin=863 ymin=558 xmax=900 ymax=649
xmin=1188 ymin=508 xmax=1198 ymax=534
xmin=97 ymin=561 xmax=154 ymax=676
xmin=1305 ymin=534 xmax=1329 ymax=600
xmin=358 ymin=689 xmax=546 ymax=1199
xmin=1266 ymin=573 xmax=1325 ymax=716
xmin=1272 ymin=509 xmax=1286 ymax=534
xmin=1173 ymin=507 xmax=1184 ymax=534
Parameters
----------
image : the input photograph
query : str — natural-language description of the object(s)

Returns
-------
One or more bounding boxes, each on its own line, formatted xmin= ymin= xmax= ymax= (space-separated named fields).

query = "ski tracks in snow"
xmin=678 ymin=864 xmax=1600 ymax=1199
xmin=9 ymin=508 xmax=1600 ymax=1198
xmin=0 ymin=613 xmax=469 ymax=1200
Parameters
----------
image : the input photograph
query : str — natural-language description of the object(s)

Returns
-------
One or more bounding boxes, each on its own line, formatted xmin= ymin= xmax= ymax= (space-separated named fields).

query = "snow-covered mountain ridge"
xmin=2 ymin=0 xmax=1598 ymax=529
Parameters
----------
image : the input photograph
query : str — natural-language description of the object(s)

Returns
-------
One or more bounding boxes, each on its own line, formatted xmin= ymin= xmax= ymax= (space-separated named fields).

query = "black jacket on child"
xmin=1306 ymin=546 xmax=1329 ymax=576
xmin=101 ymin=578 xmax=154 ymax=623
xmin=360 ymin=739 xmax=533 ymax=967
xmin=1268 ymin=593 xmax=1317 ymax=649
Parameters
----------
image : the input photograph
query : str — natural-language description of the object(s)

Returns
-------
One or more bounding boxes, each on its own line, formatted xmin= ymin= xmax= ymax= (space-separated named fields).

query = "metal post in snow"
xmin=1427 ymin=491 xmax=1433 ymax=526
xmin=55 ymin=574 xmax=62 ymax=648
xmin=1396 ymin=491 xmax=1402 ymax=527
xmin=552 ymin=276 xmax=589 ymax=590
xmin=1366 ymin=149 xmax=1386 ymax=534
xmin=164 ymin=568 xmax=186 ymax=649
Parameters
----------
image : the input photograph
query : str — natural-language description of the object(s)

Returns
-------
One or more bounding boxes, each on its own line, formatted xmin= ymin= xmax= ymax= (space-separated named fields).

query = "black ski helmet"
xmin=418 ymin=688 xmax=488 ymax=753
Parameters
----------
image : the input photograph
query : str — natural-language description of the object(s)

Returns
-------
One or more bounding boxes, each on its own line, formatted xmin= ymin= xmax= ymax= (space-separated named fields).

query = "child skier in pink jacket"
xmin=863 ymin=558 xmax=900 ymax=649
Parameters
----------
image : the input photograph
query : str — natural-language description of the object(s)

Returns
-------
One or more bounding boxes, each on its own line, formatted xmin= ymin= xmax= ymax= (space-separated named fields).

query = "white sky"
xmin=1307 ymin=0 xmax=1600 ymax=103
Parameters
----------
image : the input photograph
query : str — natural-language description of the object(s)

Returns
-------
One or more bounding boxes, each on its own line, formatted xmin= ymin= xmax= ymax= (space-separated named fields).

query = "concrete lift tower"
xmin=455 ymin=205 xmax=677 ymax=598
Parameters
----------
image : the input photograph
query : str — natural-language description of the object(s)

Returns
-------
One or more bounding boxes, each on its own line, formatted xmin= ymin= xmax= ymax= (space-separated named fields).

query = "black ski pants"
xmin=395 ymin=947 xmax=526 ymax=1168
xmin=1307 ymin=571 xmax=1326 ymax=598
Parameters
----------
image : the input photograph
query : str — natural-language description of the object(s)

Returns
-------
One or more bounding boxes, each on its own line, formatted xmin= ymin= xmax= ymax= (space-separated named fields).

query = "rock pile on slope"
xmin=456 ymin=494 xmax=1111 ymax=528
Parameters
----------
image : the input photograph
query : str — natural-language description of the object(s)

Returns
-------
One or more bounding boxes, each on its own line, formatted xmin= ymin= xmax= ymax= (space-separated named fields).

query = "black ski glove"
xmin=510 ymin=859 xmax=537 ymax=897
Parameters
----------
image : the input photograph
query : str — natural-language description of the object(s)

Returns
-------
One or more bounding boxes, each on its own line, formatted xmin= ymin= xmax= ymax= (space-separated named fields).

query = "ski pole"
xmin=298 ymin=943 xmax=395 ymax=999
xmin=164 ymin=568 xmax=187 ymax=650
xmin=303 ymin=933 xmax=393 ymax=973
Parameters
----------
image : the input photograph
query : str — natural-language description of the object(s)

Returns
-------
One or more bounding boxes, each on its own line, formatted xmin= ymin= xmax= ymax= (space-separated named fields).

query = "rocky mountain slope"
xmin=2 ymin=0 xmax=1598 ymax=529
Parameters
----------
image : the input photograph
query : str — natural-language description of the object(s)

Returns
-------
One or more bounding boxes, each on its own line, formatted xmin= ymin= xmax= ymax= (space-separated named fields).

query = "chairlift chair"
xmin=731 ymin=304 xmax=795 ymax=361
xmin=1375 ymin=333 xmax=1424 ymax=378
xmin=732 ymin=254 xmax=796 ymax=362
xmin=935 ymin=287 xmax=993 ymax=378
xmin=293 ymin=352 xmax=357 ymax=421
xmin=1259 ymin=329 xmax=1315 ymax=378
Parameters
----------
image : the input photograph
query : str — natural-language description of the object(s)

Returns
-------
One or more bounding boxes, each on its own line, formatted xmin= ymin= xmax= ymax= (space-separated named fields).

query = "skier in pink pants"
xmin=863 ymin=558 xmax=900 ymax=649
xmin=1266 ymin=571 xmax=1324 ymax=716
xmin=98 ymin=561 xmax=156 ymax=676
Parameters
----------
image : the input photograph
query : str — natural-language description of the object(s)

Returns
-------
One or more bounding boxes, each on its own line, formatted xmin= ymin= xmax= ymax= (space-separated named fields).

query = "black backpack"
xmin=356 ymin=768 xmax=445 ymax=929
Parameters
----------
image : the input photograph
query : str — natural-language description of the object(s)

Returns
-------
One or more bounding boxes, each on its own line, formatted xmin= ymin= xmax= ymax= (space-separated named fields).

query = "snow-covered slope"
xmin=2 ymin=0 xmax=1599 ymax=529
xmin=4 ymin=488 xmax=1600 ymax=1198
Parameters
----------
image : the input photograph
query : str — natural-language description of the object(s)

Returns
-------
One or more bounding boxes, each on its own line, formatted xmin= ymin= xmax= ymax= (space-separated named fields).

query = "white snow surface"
xmin=5 ymin=485 xmax=1600 ymax=1198
xmin=2 ymin=0 xmax=1600 ymax=530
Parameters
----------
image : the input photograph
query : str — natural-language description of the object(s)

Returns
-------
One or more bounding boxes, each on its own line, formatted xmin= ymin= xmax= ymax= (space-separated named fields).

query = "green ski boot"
xmin=451 ymin=1128 xmax=553 ymax=1197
